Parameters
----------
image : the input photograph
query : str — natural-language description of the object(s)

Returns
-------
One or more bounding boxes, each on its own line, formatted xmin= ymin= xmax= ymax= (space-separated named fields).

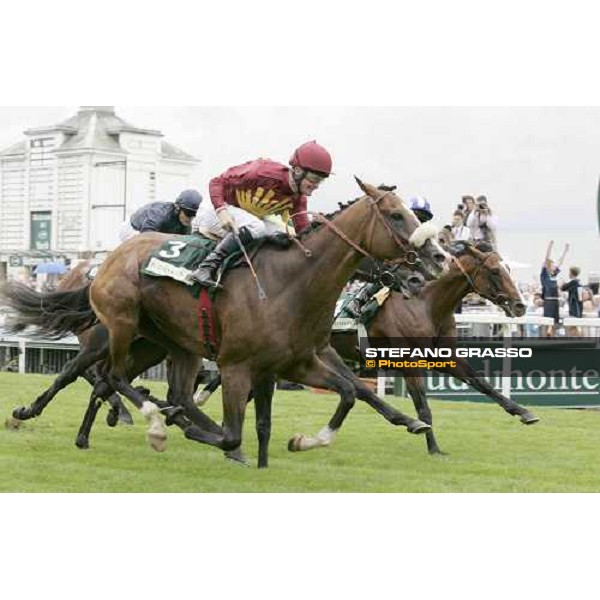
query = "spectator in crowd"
xmin=525 ymin=292 xmax=544 ymax=337
xmin=540 ymin=240 xmax=569 ymax=337
xmin=461 ymin=195 xmax=475 ymax=225
xmin=450 ymin=210 xmax=470 ymax=241
xmin=560 ymin=266 xmax=583 ymax=336
xmin=466 ymin=195 xmax=497 ymax=249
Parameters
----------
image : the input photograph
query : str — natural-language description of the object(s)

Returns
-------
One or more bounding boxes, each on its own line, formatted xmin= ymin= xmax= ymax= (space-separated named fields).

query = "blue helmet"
xmin=176 ymin=189 xmax=203 ymax=213
xmin=408 ymin=196 xmax=433 ymax=222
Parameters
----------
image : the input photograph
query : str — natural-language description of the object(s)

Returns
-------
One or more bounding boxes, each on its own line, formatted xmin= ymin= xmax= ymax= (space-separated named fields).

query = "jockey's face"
xmin=300 ymin=170 xmax=327 ymax=196
xmin=178 ymin=209 xmax=195 ymax=227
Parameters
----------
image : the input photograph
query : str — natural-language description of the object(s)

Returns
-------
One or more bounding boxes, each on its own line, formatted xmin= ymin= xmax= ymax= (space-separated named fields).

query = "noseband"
xmin=451 ymin=252 xmax=510 ymax=304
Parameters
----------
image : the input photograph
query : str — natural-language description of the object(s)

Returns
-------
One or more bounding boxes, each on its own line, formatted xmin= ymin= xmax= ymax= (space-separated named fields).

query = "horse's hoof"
xmin=5 ymin=417 xmax=21 ymax=430
xmin=106 ymin=411 xmax=119 ymax=428
xmin=194 ymin=390 xmax=211 ymax=407
xmin=408 ymin=420 xmax=431 ymax=435
xmin=12 ymin=407 xmax=31 ymax=421
xmin=147 ymin=432 xmax=167 ymax=452
xmin=224 ymin=448 xmax=250 ymax=467
xmin=75 ymin=436 xmax=90 ymax=450
xmin=288 ymin=434 xmax=304 ymax=452
xmin=520 ymin=413 xmax=540 ymax=425
xmin=429 ymin=449 xmax=449 ymax=456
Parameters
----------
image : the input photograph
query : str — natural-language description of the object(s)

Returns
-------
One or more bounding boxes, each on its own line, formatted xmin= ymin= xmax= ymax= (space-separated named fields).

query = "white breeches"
xmin=194 ymin=205 xmax=285 ymax=239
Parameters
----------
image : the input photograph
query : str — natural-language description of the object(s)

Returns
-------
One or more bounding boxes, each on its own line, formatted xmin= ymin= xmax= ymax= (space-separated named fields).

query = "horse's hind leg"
xmin=403 ymin=371 xmax=445 ymax=455
xmin=194 ymin=374 xmax=222 ymax=407
xmin=164 ymin=351 xmax=223 ymax=437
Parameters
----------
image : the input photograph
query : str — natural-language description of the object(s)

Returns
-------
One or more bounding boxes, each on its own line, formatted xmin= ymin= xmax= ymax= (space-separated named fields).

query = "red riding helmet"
xmin=289 ymin=141 xmax=333 ymax=176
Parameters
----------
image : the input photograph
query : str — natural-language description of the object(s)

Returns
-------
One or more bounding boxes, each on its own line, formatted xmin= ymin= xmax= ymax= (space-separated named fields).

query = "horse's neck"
xmin=424 ymin=263 xmax=471 ymax=323
xmin=290 ymin=208 xmax=371 ymax=315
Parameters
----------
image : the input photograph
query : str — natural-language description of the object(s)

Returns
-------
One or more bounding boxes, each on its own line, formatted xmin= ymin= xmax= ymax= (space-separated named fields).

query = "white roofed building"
xmin=0 ymin=106 xmax=200 ymax=279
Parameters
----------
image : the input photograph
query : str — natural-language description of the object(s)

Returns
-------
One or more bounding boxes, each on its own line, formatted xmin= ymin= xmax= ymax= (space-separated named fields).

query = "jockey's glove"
xmin=216 ymin=207 xmax=235 ymax=232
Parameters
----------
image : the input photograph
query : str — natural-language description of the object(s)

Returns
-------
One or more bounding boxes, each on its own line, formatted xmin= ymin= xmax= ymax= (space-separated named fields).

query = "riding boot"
xmin=190 ymin=233 xmax=239 ymax=288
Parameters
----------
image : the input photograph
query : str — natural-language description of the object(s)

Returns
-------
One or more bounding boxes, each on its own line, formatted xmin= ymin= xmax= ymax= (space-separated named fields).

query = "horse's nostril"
xmin=434 ymin=253 xmax=446 ymax=264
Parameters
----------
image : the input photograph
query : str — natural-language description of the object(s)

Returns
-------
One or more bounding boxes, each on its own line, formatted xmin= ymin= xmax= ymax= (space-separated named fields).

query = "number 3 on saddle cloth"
xmin=141 ymin=235 xmax=246 ymax=359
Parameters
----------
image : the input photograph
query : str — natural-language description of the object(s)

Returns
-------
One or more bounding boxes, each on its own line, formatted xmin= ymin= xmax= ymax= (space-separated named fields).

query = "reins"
xmin=304 ymin=191 xmax=420 ymax=266
xmin=451 ymin=251 xmax=508 ymax=303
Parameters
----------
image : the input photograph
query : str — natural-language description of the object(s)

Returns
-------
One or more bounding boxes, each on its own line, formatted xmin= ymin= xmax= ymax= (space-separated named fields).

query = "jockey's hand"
xmin=217 ymin=208 xmax=235 ymax=232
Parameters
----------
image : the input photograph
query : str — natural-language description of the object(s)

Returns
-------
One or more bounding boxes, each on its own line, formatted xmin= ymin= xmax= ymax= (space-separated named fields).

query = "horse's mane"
xmin=295 ymin=183 xmax=402 ymax=241
xmin=297 ymin=197 xmax=363 ymax=240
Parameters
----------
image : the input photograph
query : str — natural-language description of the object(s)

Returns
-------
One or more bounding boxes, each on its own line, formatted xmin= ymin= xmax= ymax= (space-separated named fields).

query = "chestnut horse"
xmin=293 ymin=241 xmax=539 ymax=455
xmin=2 ymin=180 xmax=448 ymax=467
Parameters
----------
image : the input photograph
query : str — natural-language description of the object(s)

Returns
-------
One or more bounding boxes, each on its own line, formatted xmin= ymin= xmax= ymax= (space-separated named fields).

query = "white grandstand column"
xmin=18 ymin=338 xmax=26 ymax=374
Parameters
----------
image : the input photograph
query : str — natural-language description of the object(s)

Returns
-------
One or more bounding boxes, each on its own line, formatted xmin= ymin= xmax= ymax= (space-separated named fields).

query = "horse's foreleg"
xmin=287 ymin=346 xmax=429 ymax=452
xmin=438 ymin=359 xmax=539 ymax=425
xmin=285 ymin=353 xmax=361 ymax=453
xmin=75 ymin=396 xmax=102 ymax=449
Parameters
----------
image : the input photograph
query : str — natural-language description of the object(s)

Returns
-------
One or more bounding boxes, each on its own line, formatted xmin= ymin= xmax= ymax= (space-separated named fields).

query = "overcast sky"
xmin=1 ymin=106 xmax=599 ymax=281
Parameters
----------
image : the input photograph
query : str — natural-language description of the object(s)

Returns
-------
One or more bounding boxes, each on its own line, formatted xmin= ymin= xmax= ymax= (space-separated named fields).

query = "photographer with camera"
xmin=466 ymin=195 xmax=497 ymax=248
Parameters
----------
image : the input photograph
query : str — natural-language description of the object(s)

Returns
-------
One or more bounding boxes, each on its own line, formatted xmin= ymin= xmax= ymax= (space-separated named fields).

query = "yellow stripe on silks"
xmin=238 ymin=189 xmax=253 ymax=212
xmin=270 ymin=198 xmax=293 ymax=212
xmin=280 ymin=209 xmax=295 ymax=235
xmin=235 ymin=190 xmax=243 ymax=204
xmin=257 ymin=189 xmax=276 ymax=207
xmin=254 ymin=187 xmax=265 ymax=200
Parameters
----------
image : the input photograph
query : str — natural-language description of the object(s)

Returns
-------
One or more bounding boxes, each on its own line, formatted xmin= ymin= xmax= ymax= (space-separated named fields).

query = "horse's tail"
xmin=0 ymin=281 xmax=98 ymax=339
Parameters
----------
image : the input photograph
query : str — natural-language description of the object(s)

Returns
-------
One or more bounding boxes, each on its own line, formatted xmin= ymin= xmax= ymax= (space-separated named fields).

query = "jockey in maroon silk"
xmin=190 ymin=141 xmax=333 ymax=289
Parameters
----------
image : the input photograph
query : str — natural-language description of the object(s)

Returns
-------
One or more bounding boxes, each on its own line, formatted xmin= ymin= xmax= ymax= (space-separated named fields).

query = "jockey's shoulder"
xmin=232 ymin=157 xmax=289 ymax=179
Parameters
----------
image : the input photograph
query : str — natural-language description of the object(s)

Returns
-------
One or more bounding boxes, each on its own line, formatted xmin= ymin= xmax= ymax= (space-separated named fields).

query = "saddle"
xmin=141 ymin=234 xmax=255 ymax=298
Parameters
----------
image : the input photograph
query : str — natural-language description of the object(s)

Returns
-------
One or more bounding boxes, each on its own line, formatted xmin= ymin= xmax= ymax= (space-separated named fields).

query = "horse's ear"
xmin=354 ymin=176 xmax=377 ymax=197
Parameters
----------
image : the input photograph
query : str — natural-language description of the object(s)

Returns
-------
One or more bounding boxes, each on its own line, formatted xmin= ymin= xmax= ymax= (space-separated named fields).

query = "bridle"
xmin=451 ymin=250 xmax=511 ymax=305
xmin=309 ymin=190 xmax=420 ymax=266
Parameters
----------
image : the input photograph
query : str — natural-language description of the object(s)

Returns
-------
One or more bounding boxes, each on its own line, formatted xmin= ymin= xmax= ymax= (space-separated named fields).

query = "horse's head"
xmin=353 ymin=178 xmax=447 ymax=280
xmin=354 ymin=256 xmax=426 ymax=299
xmin=450 ymin=241 xmax=525 ymax=317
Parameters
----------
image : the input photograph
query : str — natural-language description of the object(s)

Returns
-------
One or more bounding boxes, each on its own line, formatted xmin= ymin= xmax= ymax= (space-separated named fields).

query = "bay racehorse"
xmin=291 ymin=240 xmax=539 ymax=455
xmin=2 ymin=180 xmax=447 ymax=467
